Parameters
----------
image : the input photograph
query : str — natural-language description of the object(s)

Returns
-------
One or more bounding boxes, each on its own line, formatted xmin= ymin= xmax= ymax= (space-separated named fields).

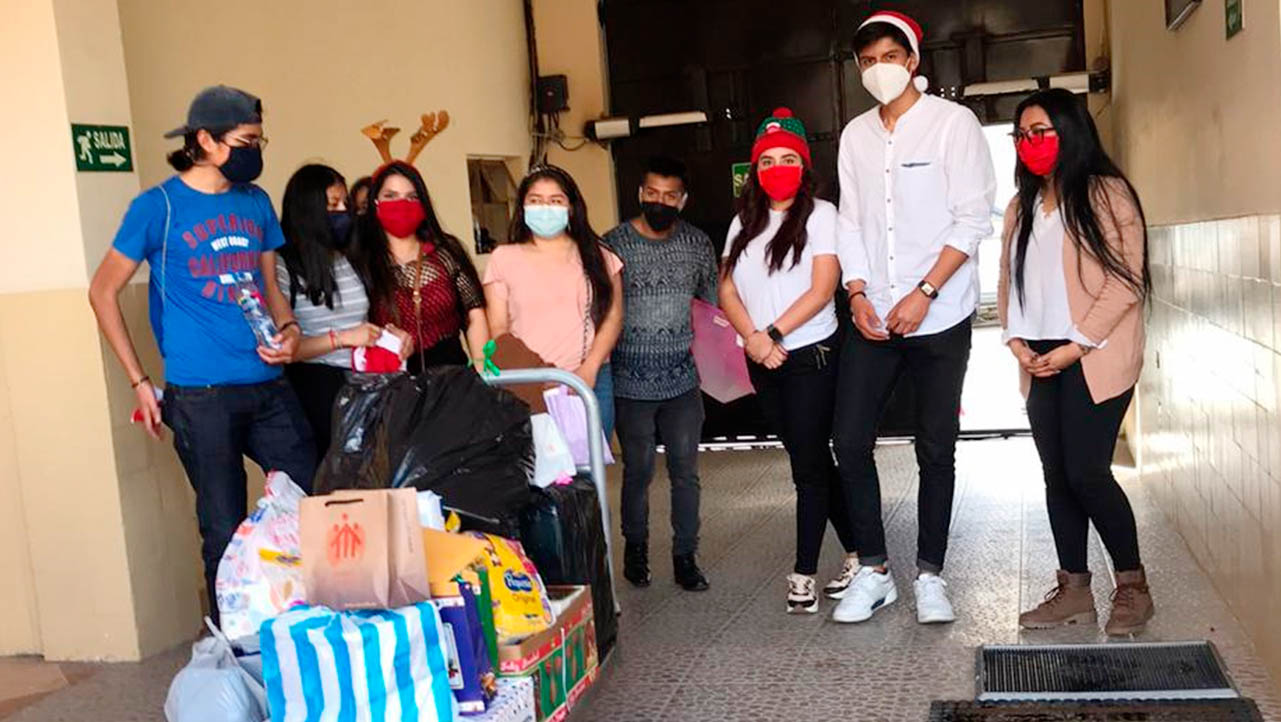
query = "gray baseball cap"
xmin=164 ymin=85 xmax=263 ymax=138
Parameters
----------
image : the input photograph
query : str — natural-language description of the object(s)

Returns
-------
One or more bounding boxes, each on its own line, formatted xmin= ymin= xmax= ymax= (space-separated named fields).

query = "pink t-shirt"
xmin=483 ymin=243 xmax=624 ymax=370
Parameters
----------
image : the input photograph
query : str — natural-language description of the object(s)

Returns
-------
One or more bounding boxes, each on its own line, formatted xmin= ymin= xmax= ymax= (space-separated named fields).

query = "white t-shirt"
xmin=724 ymin=199 xmax=840 ymax=350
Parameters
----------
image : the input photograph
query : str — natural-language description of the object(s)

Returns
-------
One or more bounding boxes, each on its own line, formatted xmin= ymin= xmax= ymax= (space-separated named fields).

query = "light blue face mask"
xmin=524 ymin=205 xmax=570 ymax=238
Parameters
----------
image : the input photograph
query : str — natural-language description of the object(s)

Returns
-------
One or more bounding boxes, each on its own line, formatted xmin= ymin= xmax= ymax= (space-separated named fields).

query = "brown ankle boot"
xmin=1106 ymin=567 xmax=1155 ymax=636
xmin=1019 ymin=570 xmax=1097 ymax=629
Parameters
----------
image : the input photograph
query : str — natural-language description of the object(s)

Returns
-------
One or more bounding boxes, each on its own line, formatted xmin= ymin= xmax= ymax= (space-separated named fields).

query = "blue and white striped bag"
xmin=261 ymin=602 xmax=459 ymax=722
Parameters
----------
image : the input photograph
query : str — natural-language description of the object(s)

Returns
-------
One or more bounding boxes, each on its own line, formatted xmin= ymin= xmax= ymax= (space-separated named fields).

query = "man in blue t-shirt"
xmin=89 ymin=86 xmax=315 ymax=623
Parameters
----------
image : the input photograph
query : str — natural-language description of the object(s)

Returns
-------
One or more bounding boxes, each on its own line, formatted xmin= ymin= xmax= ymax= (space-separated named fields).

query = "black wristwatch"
xmin=917 ymin=280 xmax=939 ymax=299
xmin=766 ymin=324 xmax=785 ymax=344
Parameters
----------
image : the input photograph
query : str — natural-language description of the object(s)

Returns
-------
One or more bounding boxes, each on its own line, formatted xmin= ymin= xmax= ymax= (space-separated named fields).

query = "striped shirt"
xmin=276 ymin=254 xmax=369 ymax=368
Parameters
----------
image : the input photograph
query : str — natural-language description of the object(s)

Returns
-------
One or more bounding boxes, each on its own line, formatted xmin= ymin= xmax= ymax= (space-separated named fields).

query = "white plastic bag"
xmin=164 ymin=619 xmax=267 ymax=722
xmin=417 ymin=490 xmax=446 ymax=530
xmin=215 ymin=471 xmax=306 ymax=641
xmin=531 ymin=413 xmax=576 ymax=487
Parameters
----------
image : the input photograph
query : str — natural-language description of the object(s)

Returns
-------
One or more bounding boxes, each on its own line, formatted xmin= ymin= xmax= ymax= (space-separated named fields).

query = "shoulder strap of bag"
xmin=158 ymin=184 xmax=172 ymax=312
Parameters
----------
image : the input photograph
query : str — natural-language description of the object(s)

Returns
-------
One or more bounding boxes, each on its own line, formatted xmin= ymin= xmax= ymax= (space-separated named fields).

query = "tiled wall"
xmin=1140 ymin=215 xmax=1281 ymax=673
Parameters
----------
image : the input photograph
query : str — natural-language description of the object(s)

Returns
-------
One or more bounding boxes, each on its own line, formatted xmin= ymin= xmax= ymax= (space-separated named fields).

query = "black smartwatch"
xmin=766 ymin=324 xmax=785 ymax=344
xmin=917 ymin=280 xmax=939 ymax=299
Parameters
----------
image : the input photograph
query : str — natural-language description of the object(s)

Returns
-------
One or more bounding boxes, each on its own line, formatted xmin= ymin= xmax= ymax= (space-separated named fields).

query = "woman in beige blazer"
xmin=997 ymin=89 xmax=1153 ymax=636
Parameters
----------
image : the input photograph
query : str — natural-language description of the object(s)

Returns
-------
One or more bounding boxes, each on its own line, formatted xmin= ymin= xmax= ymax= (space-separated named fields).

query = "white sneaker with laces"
xmin=832 ymin=567 xmax=897 ymax=623
xmin=787 ymin=573 xmax=819 ymax=614
xmin=824 ymin=553 xmax=861 ymax=600
xmin=914 ymin=573 xmax=956 ymax=624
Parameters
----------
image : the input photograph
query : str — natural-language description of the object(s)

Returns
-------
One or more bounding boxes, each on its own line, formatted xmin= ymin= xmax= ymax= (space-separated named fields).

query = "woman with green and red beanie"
xmin=718 ymin=108 xmax=857 ymax=614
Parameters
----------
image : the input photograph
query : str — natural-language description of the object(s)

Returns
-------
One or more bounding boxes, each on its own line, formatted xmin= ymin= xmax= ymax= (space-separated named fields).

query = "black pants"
xmin=163 ymin=378 xmax=316 ymax=623
xmin=616 ymin=388 xmax=704 ymax=556
xmin=408 ymin=336 xmax=469 ymax=375
xmin=1026 ymin=339 xmax=1140 ymax=573
xmin=749 ymin=334 xmax=856 ymax=575
xmin=833 ymin=317 xmax=972 ymax=573
xmin=284 ymin=362 xmax=348 ymax=461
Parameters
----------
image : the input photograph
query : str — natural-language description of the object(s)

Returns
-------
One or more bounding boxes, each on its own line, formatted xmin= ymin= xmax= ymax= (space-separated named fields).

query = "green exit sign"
xmin=71 ymin=123 xmax=134 ymax=172
xmin=1226 ymin=0 xmax=1244 ymax=38
xmin=732 ymin=162 xmax=752 ymax=197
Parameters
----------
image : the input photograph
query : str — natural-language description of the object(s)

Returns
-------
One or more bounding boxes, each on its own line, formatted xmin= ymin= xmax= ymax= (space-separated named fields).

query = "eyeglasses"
xmin=224 ymin=134 xmax=269 ymax=150
xmin=1010 ymin=127 xmax=1057 ymax=145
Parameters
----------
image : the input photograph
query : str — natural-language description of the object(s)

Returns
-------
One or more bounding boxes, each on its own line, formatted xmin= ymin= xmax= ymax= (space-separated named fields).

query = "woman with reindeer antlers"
xmin=350 ymin=112 xmax=491 ymax=374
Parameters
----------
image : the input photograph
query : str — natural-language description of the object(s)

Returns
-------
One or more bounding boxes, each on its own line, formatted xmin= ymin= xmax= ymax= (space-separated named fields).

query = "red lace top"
xmin=370 ymin=244 xmax=485 ymax=352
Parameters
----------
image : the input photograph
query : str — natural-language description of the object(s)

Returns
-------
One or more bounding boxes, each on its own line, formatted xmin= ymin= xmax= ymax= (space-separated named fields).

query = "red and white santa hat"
xmin=858 ymin=10 xmax=930 ymax=92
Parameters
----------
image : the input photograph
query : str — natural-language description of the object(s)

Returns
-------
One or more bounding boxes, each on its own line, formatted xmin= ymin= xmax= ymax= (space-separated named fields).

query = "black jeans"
xmin=749 ymin=334 xmax=856 ymax=575
xmin=284 ymin=362 xmax=348 ymax=461
xmin=833 ymin=317 xmax=972 ymax=573
xmin=1026 ymin=339 xmax=1140 ymax=573
xmin=163 ymin=377 xmax=316 ymax=622
xmin=616 ymin=388 xmax=704 ymax=557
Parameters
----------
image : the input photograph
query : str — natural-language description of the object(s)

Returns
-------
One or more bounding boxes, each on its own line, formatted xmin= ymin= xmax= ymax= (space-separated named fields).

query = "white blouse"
xmin=1003 ymin=203 xmax=1100 ymax=348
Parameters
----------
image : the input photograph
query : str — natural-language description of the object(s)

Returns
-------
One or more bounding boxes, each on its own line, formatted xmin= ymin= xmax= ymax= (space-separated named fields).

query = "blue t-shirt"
xmin=113 ymin=176 xmax=286 ymax=386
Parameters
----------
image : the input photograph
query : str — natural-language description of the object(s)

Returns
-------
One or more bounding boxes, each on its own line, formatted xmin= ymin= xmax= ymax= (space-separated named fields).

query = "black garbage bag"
xmin=315 ymin=368 xmax=534 ymax=535
xmin=520 ymin=477 xmax=617 ymax=660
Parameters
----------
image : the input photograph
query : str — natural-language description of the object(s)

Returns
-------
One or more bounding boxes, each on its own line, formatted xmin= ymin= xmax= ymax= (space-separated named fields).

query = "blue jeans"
xmin=163 ymin=377 xmax=316 ymax=622
xmin=593 ymin=363 xmax=615 ymax=441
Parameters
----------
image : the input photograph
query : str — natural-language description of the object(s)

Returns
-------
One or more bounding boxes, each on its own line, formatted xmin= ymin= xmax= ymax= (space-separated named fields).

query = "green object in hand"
xmin=482 ymin=339 xmax=501 ymax=377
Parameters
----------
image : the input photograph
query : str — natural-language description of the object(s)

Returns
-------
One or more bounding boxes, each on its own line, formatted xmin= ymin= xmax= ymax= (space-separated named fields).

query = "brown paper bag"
xmin=489 ymin=333 xmax=552 ymax=413
xmin=301 ymin=488 xmax=430 ymax=610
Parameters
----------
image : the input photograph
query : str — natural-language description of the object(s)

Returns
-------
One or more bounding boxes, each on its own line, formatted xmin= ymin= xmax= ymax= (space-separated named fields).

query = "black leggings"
xmin=748 ymin=334 xmax=856 ymax=575
xmin=1026 ymin=339 xmax=1140 ymax=573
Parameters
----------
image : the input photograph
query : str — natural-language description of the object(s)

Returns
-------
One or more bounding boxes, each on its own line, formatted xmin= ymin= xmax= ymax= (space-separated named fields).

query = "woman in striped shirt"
xmin=277 ymin=164 xmax=413 ymax=457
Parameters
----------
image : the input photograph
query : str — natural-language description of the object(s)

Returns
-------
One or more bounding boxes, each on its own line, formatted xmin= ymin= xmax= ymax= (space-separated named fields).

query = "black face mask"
xmin=641 ymin=201 xmax=680 ymax=232
xmin=218 ymin=145 xmax=263 ymax=184
xmin=328 ymin=211 xmax=353 ymax=248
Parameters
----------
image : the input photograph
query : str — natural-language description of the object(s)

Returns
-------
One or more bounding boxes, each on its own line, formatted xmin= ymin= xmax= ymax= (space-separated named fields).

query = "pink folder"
xmin=691 ymin=299 xmax=754 ymax=404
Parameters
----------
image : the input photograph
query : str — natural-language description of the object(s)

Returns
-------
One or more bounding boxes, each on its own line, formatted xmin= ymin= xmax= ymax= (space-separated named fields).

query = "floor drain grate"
xmin=930 ymin=699 xmax=1264 ymax=721
xmin=978 ymin=642 xmax=1237 ymax=702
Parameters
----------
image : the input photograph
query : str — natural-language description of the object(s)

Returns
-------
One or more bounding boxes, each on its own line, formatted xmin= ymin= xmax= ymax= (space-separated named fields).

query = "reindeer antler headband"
xmin=361 ymin=111 xmax=451 ymax=170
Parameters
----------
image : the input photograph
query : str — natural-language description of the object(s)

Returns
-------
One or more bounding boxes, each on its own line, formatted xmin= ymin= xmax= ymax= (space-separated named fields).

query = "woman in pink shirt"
xmin=483 ymin=165 xmax=624 ymax=436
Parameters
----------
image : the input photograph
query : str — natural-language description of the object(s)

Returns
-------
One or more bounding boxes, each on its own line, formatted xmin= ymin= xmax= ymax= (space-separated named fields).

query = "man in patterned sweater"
xmin=605 ymin=156 xmax=718 ymax=592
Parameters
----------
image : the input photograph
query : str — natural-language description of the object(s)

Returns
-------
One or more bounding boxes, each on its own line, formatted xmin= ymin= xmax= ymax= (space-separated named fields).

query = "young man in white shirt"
xmin=830 ymin=11 xmax=997 ymax=625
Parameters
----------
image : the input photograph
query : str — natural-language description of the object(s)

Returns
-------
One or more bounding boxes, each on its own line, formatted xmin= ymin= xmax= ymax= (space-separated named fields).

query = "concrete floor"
xmin=4 ymin=439 xmax=1280 ymax=721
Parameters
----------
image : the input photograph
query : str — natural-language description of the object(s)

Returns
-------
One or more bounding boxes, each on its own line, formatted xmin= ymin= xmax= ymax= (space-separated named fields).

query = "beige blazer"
xmin=997 ymin=177 xmax=1146 ymax=404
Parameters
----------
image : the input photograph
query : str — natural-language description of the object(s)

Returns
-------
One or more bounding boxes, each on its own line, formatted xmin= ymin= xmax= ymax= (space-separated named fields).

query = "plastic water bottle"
xmin=229 ymin=273 xmax=282 ymax=350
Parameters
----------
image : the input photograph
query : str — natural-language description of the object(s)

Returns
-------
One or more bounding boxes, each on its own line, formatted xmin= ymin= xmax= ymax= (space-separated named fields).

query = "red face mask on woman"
xmin=1017 ymin=135 xmax=1060 ymax=177
xmin=376 ymin=198 xmax=426 ymax=238
xmin=758 ymin=165 xmax=804 ymax=202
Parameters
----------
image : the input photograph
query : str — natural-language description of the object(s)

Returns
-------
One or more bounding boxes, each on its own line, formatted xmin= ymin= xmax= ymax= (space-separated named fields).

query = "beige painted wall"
xmin=1110 ymin=0 xmax=1281 ymax=682
xmin=117 ymin=0 xmax=533 ymax=253
xmin=532 ymin=0 xmax=619 ymax=233
xmin=1110 ymin=0 xmax=1281 ymax=225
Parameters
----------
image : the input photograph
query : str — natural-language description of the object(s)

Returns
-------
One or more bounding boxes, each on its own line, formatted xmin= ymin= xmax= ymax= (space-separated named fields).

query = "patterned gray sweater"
xmin=606 ymin=219 xmax=719 ymax=401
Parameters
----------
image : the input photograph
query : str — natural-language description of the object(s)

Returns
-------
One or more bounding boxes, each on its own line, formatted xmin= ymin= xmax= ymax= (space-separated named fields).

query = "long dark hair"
xmin=723 ymin=161 xmax=816 ymax=274
xmin=508 ymin=165 xmax=613 ymax=326
xmin=1013 ymin=89 xmax=1150 ymax=306
xmin=279 ymin=164 xmax=347 ymax=309
xmin=350 ymin=161 xmax=483 ymax=318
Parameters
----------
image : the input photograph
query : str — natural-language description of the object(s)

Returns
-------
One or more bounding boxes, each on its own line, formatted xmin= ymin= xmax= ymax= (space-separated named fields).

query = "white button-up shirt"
xmin=837 ymin=93 xmax=997 ymax=337
xmin=1001 ymin=201 xmax=1103 ymax=349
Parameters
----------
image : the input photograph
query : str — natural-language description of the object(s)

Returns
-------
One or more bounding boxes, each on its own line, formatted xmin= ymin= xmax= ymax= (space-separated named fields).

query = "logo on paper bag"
xmin=326 ymin=513 xmax=366 ymax=565
xmin=503 ymin=570 xmax=534 ymax=593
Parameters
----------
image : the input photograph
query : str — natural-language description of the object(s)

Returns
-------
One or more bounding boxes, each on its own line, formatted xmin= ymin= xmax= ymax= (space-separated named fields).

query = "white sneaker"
xmin=787 ymin=573 xmax=819 ymax=614
xmin=914 ymin=573 xmax=956 ymax=624
xmin=832 ymin=567 xmax=898 ymax=623
xmin=823 ymin=553 xmax=861 ymax=600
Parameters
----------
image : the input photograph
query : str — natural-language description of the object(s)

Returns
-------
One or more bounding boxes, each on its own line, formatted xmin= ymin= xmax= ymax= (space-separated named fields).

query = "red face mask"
xmin=375 ymin=198 xmax=426 ymax=238
xmin=758 ymin=165 xmax=804 ymax=202
xmin=1017 ymin=135 xmax=1060 ymax=177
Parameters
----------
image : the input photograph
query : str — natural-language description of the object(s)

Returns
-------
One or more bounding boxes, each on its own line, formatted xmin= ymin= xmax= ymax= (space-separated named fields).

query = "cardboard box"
xmin=497 ymin=586 xmax=597 ymax=722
